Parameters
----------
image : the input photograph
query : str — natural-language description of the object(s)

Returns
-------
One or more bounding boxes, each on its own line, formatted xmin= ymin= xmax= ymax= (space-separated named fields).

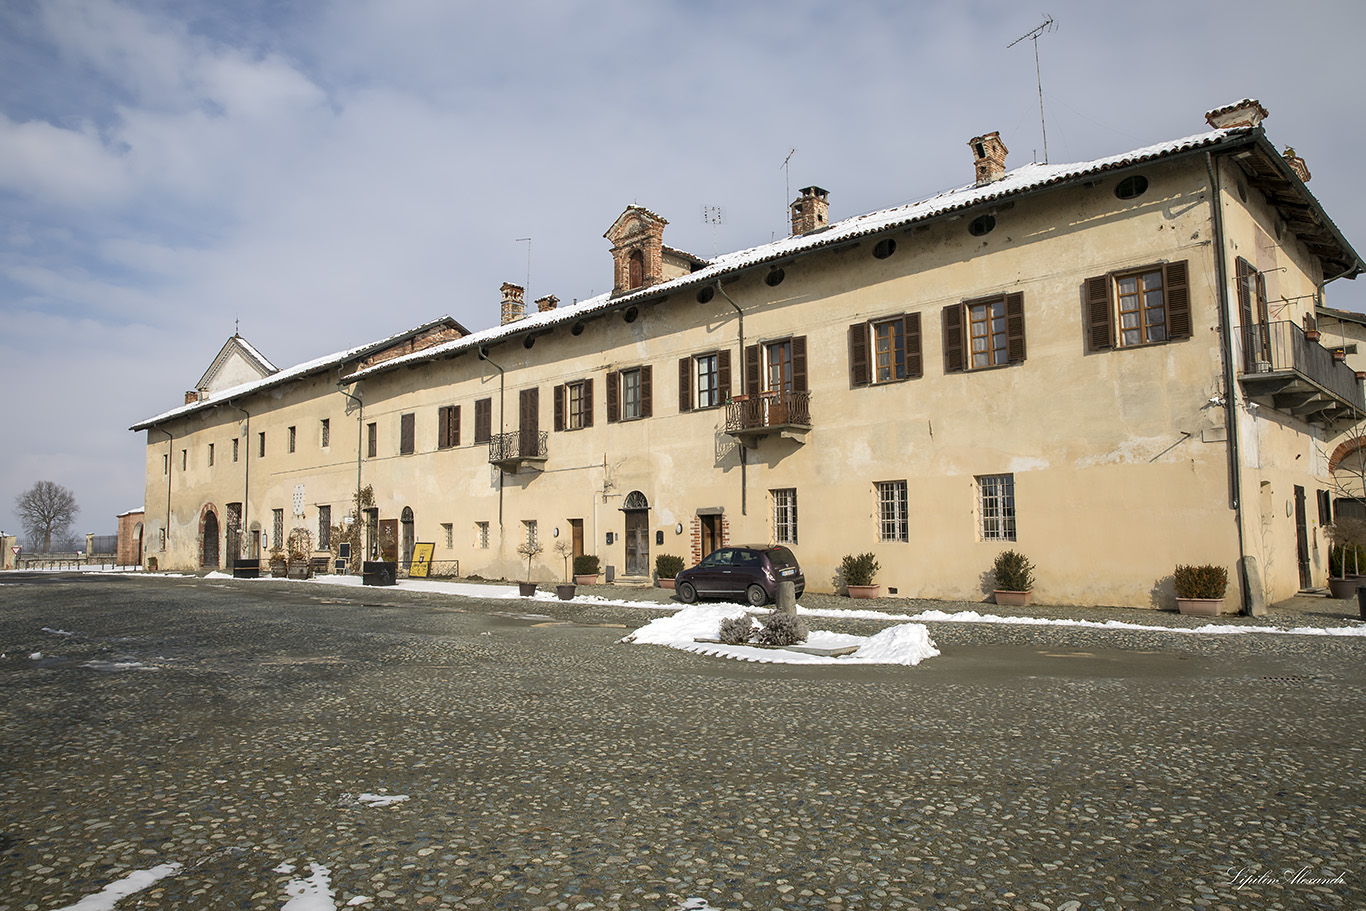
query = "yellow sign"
xmin=409 ymin=542 xmax=435 ymax=578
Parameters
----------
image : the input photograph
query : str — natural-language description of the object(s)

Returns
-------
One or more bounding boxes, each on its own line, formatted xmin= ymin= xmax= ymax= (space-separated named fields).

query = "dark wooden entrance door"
xmin=1294 ymin=485 xmax=1311 ymax=590
xmin=201 ymin=512 xmax=220 ymax=569
xmin=624 ymin=510 xmax=649 ymax=576
xmin=569 ymin=518 xmax=584 ymax=557
xmin=379 ymin=518 xmax=398 ymax=562
xmin=700 ymin=514 xmax=722 ymax=559
xmin=225 ymin=503 xmax=242 ymax=569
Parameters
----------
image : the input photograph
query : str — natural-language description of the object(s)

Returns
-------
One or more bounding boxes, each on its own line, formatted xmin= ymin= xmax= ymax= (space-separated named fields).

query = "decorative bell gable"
xmin=605 ymin=206 xmax=669 ymax=295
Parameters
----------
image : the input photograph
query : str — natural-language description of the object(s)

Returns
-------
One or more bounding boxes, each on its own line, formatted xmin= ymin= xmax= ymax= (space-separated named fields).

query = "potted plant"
xmin=840 ymin=552 xmax=880 ymax=598
xmin=573 ymin=554 xmax=600 ymax=585
xmin=1327 ymin=517 xmax=1366 ymax=599
xmin=992 ymin=550 xmax=1035 ymax=607
xmin=655 ymin=554 xmax=685 ymax=590
xmin=516 ymin=539 xmax=543 ymax=597
xmin=554 ymin=540 xmax=576 ymax=600
xmin=1173 ymin=563 xmax=1229 ymax=616
xmin=269 ymin=544 xmax=287 ymax=578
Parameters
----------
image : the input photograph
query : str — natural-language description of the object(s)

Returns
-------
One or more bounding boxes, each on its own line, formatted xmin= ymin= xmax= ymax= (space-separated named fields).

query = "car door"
xmin=691 ymin=548 xmax=735 ymax=596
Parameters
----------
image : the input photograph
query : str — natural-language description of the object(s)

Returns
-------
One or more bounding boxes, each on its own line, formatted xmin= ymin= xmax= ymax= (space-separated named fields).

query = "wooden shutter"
xmin=641 ymin=365 xmax=653 ymax=418
xmin=519 ymin=387 xmax=538 ymax=456
xmin=400 ymin=412 xmax=415 ymax=454
xmin=849 ymin=323 xmax=870 ymax=388
xmin=1235 ymin=257 xmax=1253 ymax=368
xmin=717 ymin=350 xmax=731 ymax=402
xmin=942 ymin=304 xmax=965 ymax=373
xmin=475 ymin=398 xmax=491 ymax=443
xmin=678 ymin=357 xmax=692 ymax=413
xmin=745 ymin=344 xmax=760 ymax=394
xmin=791 ymin=336 xmax=807 ymax=392
xmin=606 ymin=371 xmax=619 ymax=423
xmin=438 ymin=406 xmax=450 ymax=448
xmin=1165 ymin=260 xmax=1191 ymax=340
xmin=583 ymin=378 xmax=593 ymax=427
xmin=1005 ymin=292 xmax=1026 ymax=364
xmin=1086 ymin=276 xmax=1113 ymax=351
xmin=905 ymin=313 xmax=923 ymax=379
xmin=553 ymin=384 xmax=565 ymax=432
xmin=451 ymin=405 xmax=460 ymax=446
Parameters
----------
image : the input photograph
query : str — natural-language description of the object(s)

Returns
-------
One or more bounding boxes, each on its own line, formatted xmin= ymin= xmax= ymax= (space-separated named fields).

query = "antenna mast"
xmin=701 ymin=206 xmax=725 ymax=257
xmin=515 ymin=237 xmax=531 ymax=296
xmin=780 ymin=148 xmax=797 ymax=219
xmin=1007 ymin=15 xmax=1056 ymax=163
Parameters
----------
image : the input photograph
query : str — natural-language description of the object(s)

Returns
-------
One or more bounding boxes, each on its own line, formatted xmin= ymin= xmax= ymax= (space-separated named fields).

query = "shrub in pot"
xmin=840 ymin=552 xmax=880 ymax=598
xmin=992 ymin=550 xmax=1035 ymax=606
xmin=573 ymin=554 xmax=600 ymax=585
xmin=553 ymin=540 xmax=576 ymax=600
xmin=655 ymin=554 xmax=685 ymax=589
xmin=1173 ymin=563 xmax=1229 ymax=616
xmin=516 ymin=540 xmax=543 ymax=596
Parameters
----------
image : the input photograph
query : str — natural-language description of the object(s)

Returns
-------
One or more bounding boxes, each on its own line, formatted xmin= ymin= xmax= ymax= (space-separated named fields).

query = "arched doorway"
xmin=622 ymin=490 xmax=649 ymax=576
xmin=401 ymin=507 xmax=415 ymax=569
xmin=200 ymin=508 xmax=220 ymax=569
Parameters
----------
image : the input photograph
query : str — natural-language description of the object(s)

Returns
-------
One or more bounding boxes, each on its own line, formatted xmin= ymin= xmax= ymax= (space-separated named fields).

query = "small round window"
xmin=696 ymin=286 xmax=715 ymax=304
xmin=968 ymin=214 xmax=995 ymax=237
xmin=623 ymin=306 xmax=639 ymax=323
xmin=765 ymin=268 xmax=786 ymax=287
xmin=1115 ymin=175 xmax=1149 ymax=200
xmin=571 ymin=321 xmax=585 ymax=336
xmin=873 ymin=238 xmax=896 ymax=259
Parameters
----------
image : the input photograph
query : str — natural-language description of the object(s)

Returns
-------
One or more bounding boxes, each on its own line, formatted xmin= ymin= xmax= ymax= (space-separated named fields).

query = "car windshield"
xmin=766 ymin=546 xmax=798 ymax=569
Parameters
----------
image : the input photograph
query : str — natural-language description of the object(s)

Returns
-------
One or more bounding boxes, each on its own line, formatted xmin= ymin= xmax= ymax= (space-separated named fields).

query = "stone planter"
xmin=287 ymin=560 xmax=311 ymax=580
xmin=1176 ymin=597 xmax=1226 ymax=617
xmin=1328 ymin=577 xmax=1362 ymax=600
xmin=518 ymin=581 xmax=538 ymax=597
xmin=846 ymin=585 xmax=880 ymax=599
xmin=573 ymin=574 xmax=599 ymax=586
xmin=658 ymin=578 xmax=676 ymax=590
xmin=270 ymin=560 xmax=288 ymax=578
xmin=556 ymin=583 xmax=577 ymax=600
xmin=994 ymin=589 xmax=1032 ymax=607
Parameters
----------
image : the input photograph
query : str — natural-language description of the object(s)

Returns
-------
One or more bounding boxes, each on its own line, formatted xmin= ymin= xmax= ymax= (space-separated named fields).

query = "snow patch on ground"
xmin=81 ymin=660 xmax=157 ymax=672
xmin=282 ymin=862 xmax=334 ymax=911
xmin=355 ymin=793 xmax=409 ymax=808
xmin=49 ymin=862 xmax=182 ymax=910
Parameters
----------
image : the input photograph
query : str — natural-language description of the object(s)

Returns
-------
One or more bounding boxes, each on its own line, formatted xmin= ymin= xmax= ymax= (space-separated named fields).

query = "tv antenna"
xmin=701 ymin=206 xmax=725 ymax=257
xmin=780 ymin=148 xmax=797 ymax=214
xmin=515 ymin=237 xmax=531 ymax=296
xmin=1007 ymin=15 xmax=1056 ymax=163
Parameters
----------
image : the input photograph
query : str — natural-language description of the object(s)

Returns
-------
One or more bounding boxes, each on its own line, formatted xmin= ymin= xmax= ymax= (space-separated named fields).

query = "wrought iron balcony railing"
xmin=488 ymin=431 xmax=548 ymax=472
xmin=724 ymin=390 xmax=812 ymax=442
xmin=1234 ymin=320 xmax=1364 ymax=426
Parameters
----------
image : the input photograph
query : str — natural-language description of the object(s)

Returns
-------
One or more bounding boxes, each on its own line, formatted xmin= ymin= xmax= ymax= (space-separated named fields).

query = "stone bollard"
xmin=776 ymin=581 xmax=797 ymax=615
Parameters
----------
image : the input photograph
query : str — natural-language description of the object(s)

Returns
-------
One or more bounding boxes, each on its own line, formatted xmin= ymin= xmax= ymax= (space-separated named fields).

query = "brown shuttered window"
xmin=554 ymin=384 xmax=565 ymax=432
xmin=438 ymin=405 xmax=460 ymax=449
xmin=1004 ymin=292 xmax=1026 ymax=363
xmin=855 ymin=315 xmax=924 ymax=387
xmin=582 ymin=378 xmax=593 ymax=427
xmin=400 ymin=412 xmax=415 ymax=454
xmin=745 ymin=345 xmax=761 ymax=395
xmin=717 ymin=349 xmax=731 ymax=402
xmin=945 ymin=296 xmax=1025 ymax=371
xmin=679 ymin=358 xmax=692 ymax=413
xmin=474 ymin=398 xmax=491 ymax=444
xmin=640 ymin=364 xmax=653 ymax=418
xmin=1086 ymin=259 xmax=1192 ymax=351
xmin=791 ymin=336 xmax=807 ymax=393
xmin=557 ymin=380 xmax=592 ymax=430
xmin=606 ymin=370 xmax=619 ymax=423
xmin=519 ymin=387 xmax=538 ymax=456
xmin=942 ymin=304 xmax=965 ymax=373
xmin=850 ymin=322 xmax=870 ymax=388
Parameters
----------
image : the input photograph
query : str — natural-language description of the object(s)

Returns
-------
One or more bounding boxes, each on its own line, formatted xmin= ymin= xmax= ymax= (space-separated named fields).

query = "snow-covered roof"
xmin=132 ymin=317 xmax=463 ymax=430
xmin=354 ymin=125 xmax=1334 ymax=380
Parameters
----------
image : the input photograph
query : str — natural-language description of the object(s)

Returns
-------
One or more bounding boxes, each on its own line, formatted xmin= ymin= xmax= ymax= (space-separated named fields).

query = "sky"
xmin=3 ymin=0 xmax=1366 ymax=542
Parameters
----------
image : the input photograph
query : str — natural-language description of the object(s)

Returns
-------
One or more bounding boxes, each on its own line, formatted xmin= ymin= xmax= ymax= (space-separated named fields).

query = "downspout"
xmin=155 ymin=427 xmax=173 ymax=557
xmin=336 ymin=381 xmax=364 ymax=560
xmin=1205 ymin=151 xmax=1250 ymax=614
xmin=479 ymin=347 xmax=506 ymax=529
xmin=229 ymin=404 xmax=251 ymax=562
xmin=714 ymin=280 xmax=748 ymax=516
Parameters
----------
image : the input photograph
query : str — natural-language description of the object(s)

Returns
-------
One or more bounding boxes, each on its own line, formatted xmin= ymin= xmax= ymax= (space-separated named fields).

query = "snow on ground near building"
xmin=49 ymin=863 xmax=182 ymax=911
xmin=184 ymin=572 xmax=1366 ymax=638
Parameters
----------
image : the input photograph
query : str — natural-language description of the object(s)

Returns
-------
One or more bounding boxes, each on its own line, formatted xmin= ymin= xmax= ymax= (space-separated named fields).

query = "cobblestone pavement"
xmin=1 ymin=573 xmax=1363 ymax=910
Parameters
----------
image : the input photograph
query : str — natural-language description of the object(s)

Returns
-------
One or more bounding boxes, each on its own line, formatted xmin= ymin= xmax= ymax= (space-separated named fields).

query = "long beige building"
xmin=132 ymin=99 xmax=1365 ymax=612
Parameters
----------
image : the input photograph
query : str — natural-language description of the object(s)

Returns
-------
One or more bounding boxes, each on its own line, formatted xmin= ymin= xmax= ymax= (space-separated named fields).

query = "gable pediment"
xmin=197 ymin=335 xmax=278 ymax=399
xmin=604 ymin=206 xmax=668 ymax=247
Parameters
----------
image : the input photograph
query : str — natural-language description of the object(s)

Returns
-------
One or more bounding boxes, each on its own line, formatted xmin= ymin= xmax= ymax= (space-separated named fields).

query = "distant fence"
xmin=89 ymin=535 xmax=118 ymax=556
xmin=14 ymin=552 xmax=143 ymax=571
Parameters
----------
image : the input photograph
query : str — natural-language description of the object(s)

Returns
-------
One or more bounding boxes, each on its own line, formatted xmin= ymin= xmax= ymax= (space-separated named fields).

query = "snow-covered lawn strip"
xmin=189 ymin=572 xmax=1366 ymax=637
xmin=49 ymin=862 xmax=181 ymax=911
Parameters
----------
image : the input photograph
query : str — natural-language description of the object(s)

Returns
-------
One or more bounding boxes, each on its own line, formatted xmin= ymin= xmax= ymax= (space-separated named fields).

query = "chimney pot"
xmin=969 ymin=132 xmax=1008 ymax=186
xmin=535 ymin=294 xmax=559 ymax=312
xmin=1204 ymin=99 xmax=1268 ymax=130
xmin=500 ymin=282 xmax=526 ymax=325
xmin=185 ymin=390 xmax=199 ymax=404
xmin=790 ymin=186 xmax=830 ymax=236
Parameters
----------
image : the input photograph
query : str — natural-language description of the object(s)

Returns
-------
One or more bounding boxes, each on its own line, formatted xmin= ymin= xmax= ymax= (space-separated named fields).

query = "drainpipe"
xmin=1205 ymin=151 xmax=1249 ymax=613
xmin=479 ymin=347 xmax=506 ymax=529
xmin=713 ymin=280 xmax=748 ymax=516
xmin=155 ymin=427 xmax=173 ymax=558
xmin=336 ymin=380 xmax=365 ymax=561
xmin=229 ymin=404 xmax=251 ymax=562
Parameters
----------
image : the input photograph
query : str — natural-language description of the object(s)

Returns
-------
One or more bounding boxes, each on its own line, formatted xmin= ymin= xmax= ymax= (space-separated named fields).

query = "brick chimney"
xmin=1282 ymin=146 xmax=1311 ymax=183
xmin=790 ymin=186 xmax=830 ymax=235
xmin=500 ymin=282 xmax=525 ymax=325
xmin=184 ymin=390 xmax=200 ymax=405
xmin=1204 ymin=99 xmax=1268 ymax=130
xmin=969 ymin=132 xmax=1008 ymax=186
xmin=535 ymin=294 xmax=559 ymax=313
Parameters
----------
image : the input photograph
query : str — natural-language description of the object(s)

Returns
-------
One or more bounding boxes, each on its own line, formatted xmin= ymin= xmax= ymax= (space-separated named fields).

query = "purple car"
xmin=674 ymin=544 xmax=805 ymax=606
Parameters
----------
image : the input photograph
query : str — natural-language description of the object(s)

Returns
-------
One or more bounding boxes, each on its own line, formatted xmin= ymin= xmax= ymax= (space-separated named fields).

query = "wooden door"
xmin=1295 ymin=486 xmax=1310 ymax=590
xmin=379 ymin=519 xmax=398 ymax=562
xmin=570 ymin=518 xmax=584 ymax=558
xmin=624 ymin=511 xmax=649 ymax=576
xmin=700 ymin=515 xmax=721 ymax=559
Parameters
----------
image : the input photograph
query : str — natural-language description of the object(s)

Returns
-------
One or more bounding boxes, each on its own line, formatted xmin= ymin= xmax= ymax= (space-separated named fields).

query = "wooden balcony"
xmin=1235 ymin=321 xmax=1365 ymax=429
xmin=724 ymin=391 xmax=812 ymax=444
xmin=489 ymin=431 xmax=548 ymax=473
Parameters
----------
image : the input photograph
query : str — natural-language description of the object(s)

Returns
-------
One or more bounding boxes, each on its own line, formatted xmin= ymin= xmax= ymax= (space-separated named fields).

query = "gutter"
xmin=336 ymin=381 xmax=364 ymax=539
xmin=156 ymin=428 xmax=173 ymax=556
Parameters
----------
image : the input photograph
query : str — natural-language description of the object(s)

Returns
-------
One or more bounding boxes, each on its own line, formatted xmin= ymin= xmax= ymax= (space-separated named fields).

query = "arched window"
xmin=628 ymin=249 xmax=645 ymax=289
xmin=623 ymin=490 xmax=649 ymax=511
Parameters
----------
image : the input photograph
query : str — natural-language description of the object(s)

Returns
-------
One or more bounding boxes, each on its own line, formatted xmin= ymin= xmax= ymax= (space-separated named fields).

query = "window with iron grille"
xmin=208 ymin=443 xmax=214 ymax=467
xmin=876 ymin=480 xmax=909 ymax=542
xmin=288 ymin=426 xmax=296 ymax=453
xmin=321 ymin=419 xmax=330 ymax=449
xmin=366 ymin=423 xmax=377 ymax=458
xmin=181 ymin=449 xmax=187 ymax=471
xmin=232 ymin=438 xmax=239 ymax=462
xmin=978 ymin=474 xmax=1016 ymax=541
xmin=772 ymin=488 xmax=798 ymax=544
xmin=442 ymin=523 xmax=453 ymax=548
xmin=272 ymin=508 xmax=284 ymax=548
xmin=318 ymin=505 xmax=331 ymax=550
xmin=437 ymin=405 xmax=460 ymax=449
xmin=163 ymin=453 xmax=168 ymax=475
xmin=523 ymin=519 xmax=537 ymax=548
xmin=476 ymin=521 xmax=490 ymax=549
xmin=400 ymin=413 xmax=415 ymax=454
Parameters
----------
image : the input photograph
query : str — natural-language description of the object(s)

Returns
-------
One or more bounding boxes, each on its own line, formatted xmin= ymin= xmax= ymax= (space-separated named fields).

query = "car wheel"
xmin=678 ymin=581 xmax=698 ymax=604
xmin=746 ymin=584 xmax=768 ymax=607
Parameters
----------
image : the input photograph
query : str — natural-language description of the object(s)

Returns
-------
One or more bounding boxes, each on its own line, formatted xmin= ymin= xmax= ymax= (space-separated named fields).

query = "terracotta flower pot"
xmin=847 ymin=585 xmax=880 ymax=599
xmin=1176 ymin=597 xmax=1225 ymax=617
xmin=994 ymin=589 xmax=1032 ymax=607
xmin=573 ymin=574 xmax=598 ymax=586
xmin=658 ymin=578 xmax=676 ymax=590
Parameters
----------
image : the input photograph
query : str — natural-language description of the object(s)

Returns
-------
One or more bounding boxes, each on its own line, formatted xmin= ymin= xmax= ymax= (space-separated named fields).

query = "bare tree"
xmin=15 ymin=481 xmax=79 ymax=553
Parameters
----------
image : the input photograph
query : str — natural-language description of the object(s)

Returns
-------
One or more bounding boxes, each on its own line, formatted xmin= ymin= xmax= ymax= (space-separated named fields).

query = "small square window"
xmin=441 ymin=523 xmax=453 ymax=548
xmin=476 ymin=521 xmax=490 ymax=549
xmin=523 ymin=519 xmax=538 ymax=548
xmin=321 ymin=419 xmax=330 ymax=449
xmin=232 ymin=438 xmax=239 ymax=462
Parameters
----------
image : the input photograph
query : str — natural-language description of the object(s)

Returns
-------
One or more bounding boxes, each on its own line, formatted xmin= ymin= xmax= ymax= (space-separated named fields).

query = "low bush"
xmin=1173 ymin=564 xmax=1228 ymax=600
xmin=655 ymin=554 xmax=685 ymax=579
xmin=718 ymin=616 xmax=754 ymax=645
xmin=755 ymin=611 xmax=808 ymax=646
xmin=840 ymin=552 xmax=880 ymax=587
xmin=992 ymin=550 xmax=1035 ymax=591
xmin=573 ymin=554 xmax=600 ymax=576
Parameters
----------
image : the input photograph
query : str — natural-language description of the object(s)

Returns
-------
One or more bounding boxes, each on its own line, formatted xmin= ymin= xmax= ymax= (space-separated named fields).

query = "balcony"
xmin=724 ymin=391 xmax=812 ymax=444
xmin=1235 ymin=320 xmax=1365 ymax=428
xmin=489 ymin=431 xmax=548 ymax=473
